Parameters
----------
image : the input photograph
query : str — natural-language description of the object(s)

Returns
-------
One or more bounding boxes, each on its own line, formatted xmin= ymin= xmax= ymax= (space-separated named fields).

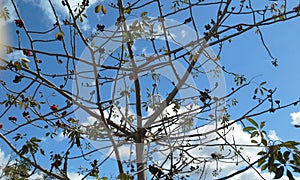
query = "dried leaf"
xmin=95 ymin=5 xmax=101 ymax=13
xmin=141 ymin=11 xmax=148 ymax=17
xmin=101 ymin=5 xmax=106 ymax=14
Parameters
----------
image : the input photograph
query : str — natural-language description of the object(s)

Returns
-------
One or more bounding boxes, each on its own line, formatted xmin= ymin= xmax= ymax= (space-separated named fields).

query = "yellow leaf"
xmin=189 ymin=54 xmax=193 ymax=61
xmin=95 ymin=5 xmax=101 ymax=13
xmin=67 ymin=118 xmax=77 ymax=123
xmin=21 ymin=58 xmax=30 ymax=63
xmin=193 ymin=56 xmax=197 ymax=62
xmin=14 ymin=61 xmax=22 ymax=70
xmin=140 ymin=11 xmax=148 ymax=17
xmin=21 ymin=61 xmax=29 ymax=69
xmin=101 ymin=5 xmax=106 ymax=14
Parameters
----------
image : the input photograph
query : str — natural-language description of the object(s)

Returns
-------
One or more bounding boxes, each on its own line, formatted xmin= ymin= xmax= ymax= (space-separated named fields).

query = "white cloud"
xmin=80 ymin=99 xmax=297 ymax=179
xmin=109 ymin=144 xmax=133 ymax=160
xmin=172 ymin=122 xmax=298 ymax=180
xmin=6 ymin=50 xmax=26 ymax=61
xmin=0 ymin=1 xmax=17 ymax=25
xmin=291 ymin=111 xmax=300 ymax=125
xmin=81 ymin=19 xmax=91 ymax=31
xmin=0 ymin=148 xmax=10 ymax=169
xmin=54 ymin=132 xmax=67 ymax=142
xmin=20 ymin=0 xmax=99 ymax=30
xmin=179 ymin=122 xmax=263 ymax=179
xmin=268 ymin=130 xmax=280 ymax=141
xmin=28 ymin=170 xmax=84 ymax=180
xmin=228 ymin=168 xmax=300 ymax=180
xmin=0 ymin=147 xmax=84 ymax=179
xmin=181 ymin=29 xmax=186 ymax=38
xmin=67 ymin=172 xmax=84 ymax=180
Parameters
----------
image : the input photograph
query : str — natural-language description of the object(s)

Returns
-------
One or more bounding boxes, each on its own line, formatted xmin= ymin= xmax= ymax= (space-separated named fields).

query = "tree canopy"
xmin=0 ymin=0 xmax=300 ymax=179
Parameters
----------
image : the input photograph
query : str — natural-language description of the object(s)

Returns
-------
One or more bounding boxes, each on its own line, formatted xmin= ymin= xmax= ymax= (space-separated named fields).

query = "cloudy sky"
xmin=1 ymin=0 xmax=300 ymax=179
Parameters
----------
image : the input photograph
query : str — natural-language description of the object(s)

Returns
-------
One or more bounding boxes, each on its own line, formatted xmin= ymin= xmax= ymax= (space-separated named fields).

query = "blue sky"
xmin=1 ymin=0 xmax=300 ymax=179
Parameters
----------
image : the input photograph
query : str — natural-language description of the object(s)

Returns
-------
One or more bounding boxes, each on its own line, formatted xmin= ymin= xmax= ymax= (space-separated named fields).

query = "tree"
xmin=0 ymin=0 xmax=300 ymax=179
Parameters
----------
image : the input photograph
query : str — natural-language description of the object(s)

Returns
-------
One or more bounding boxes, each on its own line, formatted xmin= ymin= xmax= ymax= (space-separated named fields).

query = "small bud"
xmin=15 ymin=19 xmax=24 ymax=28
xmin=50 ymin=104 xmax=58 ymax=111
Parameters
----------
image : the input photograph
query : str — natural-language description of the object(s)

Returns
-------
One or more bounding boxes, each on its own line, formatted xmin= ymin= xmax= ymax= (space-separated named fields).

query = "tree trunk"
xmin=136 ymin=129 xmax=146 ymax=180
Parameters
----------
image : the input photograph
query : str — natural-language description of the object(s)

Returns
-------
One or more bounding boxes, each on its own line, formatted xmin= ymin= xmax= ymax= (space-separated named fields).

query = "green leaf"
xmin=117 ymin=173 xmax=130 ymax=180
xmin=14 ymin=61 xmax=22 ymax=70
xmin=250 ymin=131 xmax=259 ymax=138
xmin=261 ymin=139 xmax=268 ymax=146
xmin=260 ymin=121 xmax=266 ymax=129
xmin=245 ymin=116 xmax=258 ymax=128
xmin=283 ymin=151 xmax=290 ymax=161
xmin=260 ymin=81 xmax=267 ymax=86
xmin=40 ymin=148 xmax=45 ymax=156
xmin=31 ymin=137 xmax=42 ymax=143
xmin=291 ymin=165 xmax=300 ymax=173
xmin=67 ymin=118 xmax=77 ymax=124
xmin=279 ymin=15 xmax=284 ymax=21
xmin=277 ymin=151 xmax=284 ymax=163
xmin=132 ymin=20 xmax=138 ymax=27
xmin=274 ymin=166 xmax=284 ymax=179
xmin=287 ymin=169 xmax=295 ymax=180
xmin=251 ymin=140 xmax=258 ymax=144
xmin=255 ymin=28 xmax=260 ymax=34
xmin=292 ymin=153 xmax=300 ymax=166
xmin=258 ymin=158 xmax=265 ymax=167
xmin=243 ymin=126 xmax=256 ymax=131
xmin=257 ymin=151 xmax=267 ymax=156
xmin=261 ymin=163 xmax=267 ymax=171
xmin=20 ymin=145 xmax=28 ymax=155
xmin=21 ymin=61 xmax=29 ymax=69
xmin=282 ymin=141 xmax=300 ymax=149
xmin=124 ymin=8 xmax=132 ymax=14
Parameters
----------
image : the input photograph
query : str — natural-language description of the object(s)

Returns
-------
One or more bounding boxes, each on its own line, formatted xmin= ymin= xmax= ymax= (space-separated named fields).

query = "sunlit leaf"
xmin=101 ymin=5 xmax=106 ymax=14
xmin=251 ymin=140 xmax=258 ymax=144
xmin=243 ymin=126 xmax=256 ymax=131
xmin=292 ymin=153 xmax=300 ymax=166
xmin=14 ymin=61 xmax=22 ymax=70
xmin=282 ymin=141 xmax=299 ymax=149
xmin=258 ymin=158 xmax=266 ymax=167
xmin=261 ymin=139 xmax=268 ymax=146
xmin=124 ymin=8 xmax=131 ymax=14
xmin=21 ymin=61 xmax=29 ymax=69
xmin=245 ymin=116 xmax=258 ymax=128
xmin=95 ymin=5 xmax=101 ymax=13
xmin=261 ymin=163 xmax=267 ymax=171
xmin=141 ymin=11 xmax=148 ymax=17
xmin=21 ymin=58 xmax=30 ymax=63
xmin=260 ymin=121 xmax=266 ymax=129
xmin=250 ymin=131 xmax=259 ymax=138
